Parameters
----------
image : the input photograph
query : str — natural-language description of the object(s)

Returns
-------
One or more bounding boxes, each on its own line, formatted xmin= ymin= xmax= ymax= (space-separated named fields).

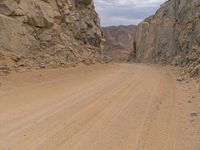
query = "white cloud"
xmin=94 ymin=0 xmax=166 ymax=26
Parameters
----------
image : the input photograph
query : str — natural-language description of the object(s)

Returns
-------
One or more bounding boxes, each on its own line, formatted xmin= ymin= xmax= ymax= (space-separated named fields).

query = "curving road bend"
xmin=0 ymin=63 xmax=199 ymax=150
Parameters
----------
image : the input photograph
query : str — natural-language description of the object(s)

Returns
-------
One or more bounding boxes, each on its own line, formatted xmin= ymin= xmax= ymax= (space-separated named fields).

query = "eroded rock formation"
xmin=103 ymin=25 xmax=137 ymax=61
xmin=0 ymin=0 xmax=104 ymax=74
xmin=136 ymin=0 xmax=200 ymax=77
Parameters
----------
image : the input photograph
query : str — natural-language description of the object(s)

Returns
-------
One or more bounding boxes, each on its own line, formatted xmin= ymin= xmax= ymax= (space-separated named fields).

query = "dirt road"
xmin=0 ymin=63 xmax=199 ymax=150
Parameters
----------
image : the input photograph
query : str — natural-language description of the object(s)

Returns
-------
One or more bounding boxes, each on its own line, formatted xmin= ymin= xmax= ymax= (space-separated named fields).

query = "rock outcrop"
xmin=0 ymin=0 xmax=103 ymax=74
xmin=135 ymin=0 xmax=200 ymax=77
xmin=103 ymin=25 xmax=137 ymax=61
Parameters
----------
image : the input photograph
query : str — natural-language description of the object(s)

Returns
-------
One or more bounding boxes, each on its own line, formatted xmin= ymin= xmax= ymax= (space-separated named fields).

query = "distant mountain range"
xmin=102 ymin=25 xmax=137 ymax=61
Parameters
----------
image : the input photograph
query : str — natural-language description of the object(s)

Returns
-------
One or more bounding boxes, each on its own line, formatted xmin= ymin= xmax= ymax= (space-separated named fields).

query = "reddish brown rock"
xmin=103 ymin=25 xmax=137 ymax=61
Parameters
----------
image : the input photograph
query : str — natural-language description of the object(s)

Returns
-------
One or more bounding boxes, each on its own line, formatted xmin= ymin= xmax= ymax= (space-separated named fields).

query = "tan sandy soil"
xmin=0 ymin=63 xmax=199 ymax=150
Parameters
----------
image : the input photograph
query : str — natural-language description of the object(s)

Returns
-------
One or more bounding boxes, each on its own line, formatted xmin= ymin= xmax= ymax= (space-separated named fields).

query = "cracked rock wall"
xmin=0 ymin=0 xmax=103 ymax=74
xmin=135 ymin=0 xmax=200 ymax=77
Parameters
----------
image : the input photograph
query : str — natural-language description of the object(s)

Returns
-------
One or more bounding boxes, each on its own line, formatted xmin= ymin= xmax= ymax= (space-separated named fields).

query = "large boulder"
xmin=0 ymin=0 xmax=18 ymax=16
xmin=18 ymin=0 xmax=54 ymax=28
xmin=0 ymin=14 xmax=32 ymax=53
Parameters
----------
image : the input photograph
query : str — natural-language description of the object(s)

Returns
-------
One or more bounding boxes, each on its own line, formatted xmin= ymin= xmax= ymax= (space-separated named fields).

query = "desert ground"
xmin=0 ymin=63 xmax=199 ymax=150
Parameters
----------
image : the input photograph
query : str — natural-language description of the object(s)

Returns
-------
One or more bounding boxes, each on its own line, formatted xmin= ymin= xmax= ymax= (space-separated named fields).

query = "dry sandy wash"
xmin=0 ymin=63 xmax=199 ymax=150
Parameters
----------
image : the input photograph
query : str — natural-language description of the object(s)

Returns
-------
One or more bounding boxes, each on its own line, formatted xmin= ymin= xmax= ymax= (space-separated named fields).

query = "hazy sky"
xmin=93 ymin=0 xmax=167 ymax=26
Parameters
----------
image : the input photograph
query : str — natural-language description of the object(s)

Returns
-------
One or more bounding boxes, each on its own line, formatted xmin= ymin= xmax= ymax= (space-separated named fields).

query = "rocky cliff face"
xmin=103 ymin=25 xmax=136 ymax=61
xmin=0 ymin=0 xmax=103 ymax=74
xmin=136 ymin=0 xmax=200 ymax=77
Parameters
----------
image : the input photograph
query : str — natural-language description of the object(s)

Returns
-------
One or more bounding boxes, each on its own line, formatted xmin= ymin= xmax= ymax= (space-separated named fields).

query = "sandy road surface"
xmin=0 ymin=63 xmax=199 ymax=150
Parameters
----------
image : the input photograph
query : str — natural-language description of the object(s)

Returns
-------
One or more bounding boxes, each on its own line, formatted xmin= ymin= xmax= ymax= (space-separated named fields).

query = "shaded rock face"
xmin=0 ymin=0 xmax=103 ymax=74
xmin=103 ymin=25 xmax=137 ymax=61
xmin=136 ymin=0 xmax=200 ymax=77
